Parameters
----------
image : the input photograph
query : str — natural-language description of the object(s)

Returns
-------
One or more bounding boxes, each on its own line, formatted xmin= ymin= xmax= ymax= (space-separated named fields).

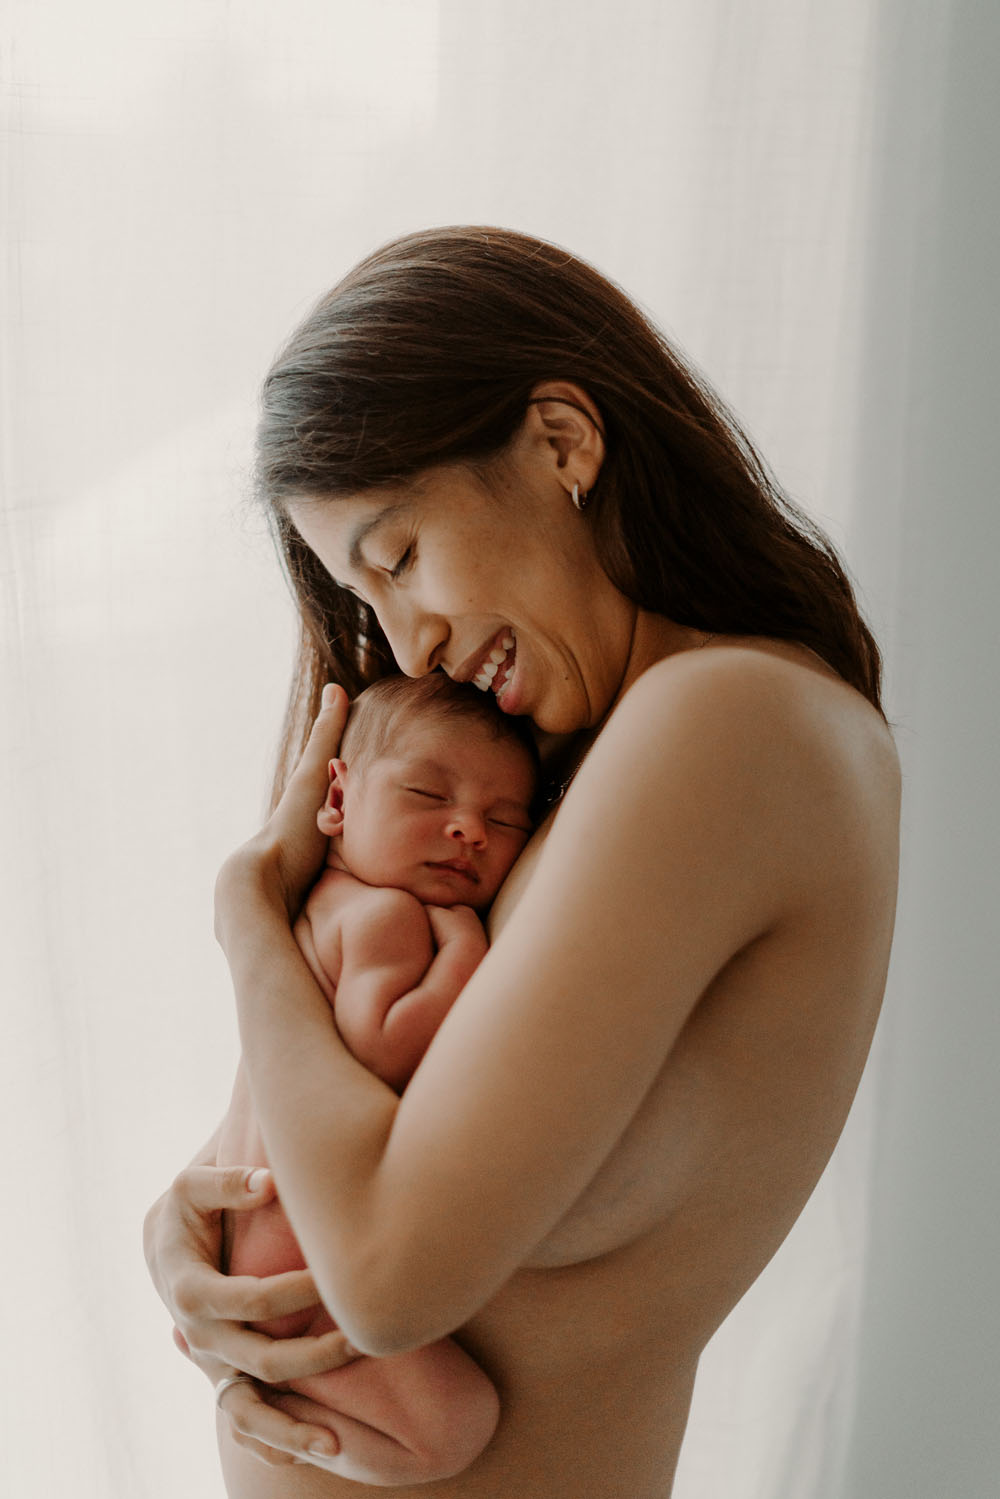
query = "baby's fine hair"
xmin=340 ymin=673 xmax=540 ymax=780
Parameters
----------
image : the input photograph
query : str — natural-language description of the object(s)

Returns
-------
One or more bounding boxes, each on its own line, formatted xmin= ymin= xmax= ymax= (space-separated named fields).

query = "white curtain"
xmin=3 ymin=3 xmax=997 ymax=1496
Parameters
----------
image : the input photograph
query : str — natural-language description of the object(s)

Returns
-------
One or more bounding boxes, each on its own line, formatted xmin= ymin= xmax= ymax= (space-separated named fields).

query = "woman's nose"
xmin=445 ymin=810 xmax=487 ymax=847
xmin=380 ymin=601 xmax=447 ymax=677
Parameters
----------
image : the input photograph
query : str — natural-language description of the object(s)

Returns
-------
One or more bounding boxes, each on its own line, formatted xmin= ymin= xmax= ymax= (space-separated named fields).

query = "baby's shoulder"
xmin=337 ymin=880 xmax=428 ymax=943
xmin=336 ymin=884 xmax=433 ymax=973
xmin=308 ymin=868 xmax=419 ymax=919
xmin=303 ymin=873 xmax=428 ymax=965
xmin=302 ymin=866 xmax=356 ymax=919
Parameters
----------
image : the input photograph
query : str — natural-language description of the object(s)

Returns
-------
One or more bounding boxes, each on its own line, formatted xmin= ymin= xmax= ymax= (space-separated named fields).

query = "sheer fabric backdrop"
xmin=3 ymin=2 xmax=997 ymax=1496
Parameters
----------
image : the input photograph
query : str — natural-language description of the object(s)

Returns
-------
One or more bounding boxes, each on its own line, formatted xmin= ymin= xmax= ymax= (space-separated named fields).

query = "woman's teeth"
xmin=473 ymin=635 xmax=515 ymax=692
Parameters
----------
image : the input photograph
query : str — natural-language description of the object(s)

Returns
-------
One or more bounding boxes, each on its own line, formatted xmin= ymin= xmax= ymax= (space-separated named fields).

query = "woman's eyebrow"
xmin=348 ymin=504 xmax=409 ymax=570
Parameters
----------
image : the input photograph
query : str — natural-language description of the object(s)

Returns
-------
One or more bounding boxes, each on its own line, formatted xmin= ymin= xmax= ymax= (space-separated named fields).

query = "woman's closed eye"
xmin=389 ymin=544 xmax=415 ymax=580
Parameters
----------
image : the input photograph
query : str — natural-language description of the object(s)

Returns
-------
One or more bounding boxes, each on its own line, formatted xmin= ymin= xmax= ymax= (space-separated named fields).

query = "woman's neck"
xmin=613 ymin=609 xmax=716 ymax=708
xmin=535 ymin=612 xmax=713 ymax=811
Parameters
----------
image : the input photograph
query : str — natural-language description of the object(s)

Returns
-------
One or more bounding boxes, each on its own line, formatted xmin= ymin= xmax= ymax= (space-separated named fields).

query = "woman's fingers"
xmin=316 ymin=681 xmax=350 ymax=750
xmin=173 ymin=1163 xmax=277 ymax=1214
xmin=268 ymin=682 xmax=350 ymax=844
xmin=218 ymin=1378 xmax=340 ymax=1466
xmin=194 ymin=1321 xmax=359 ymax=1383
xmin=216 ymin=681 xmax=350 ymax=925
xmin=173 ymin=1262 xmax=318 ymax=1324
xmin=154 ymin=1166 xmax=282 ymax=1314
xmin=154 ymin=1159 xmax=358 ymax=1378
xmin=281 ymin=683 xmax=350 ymax=813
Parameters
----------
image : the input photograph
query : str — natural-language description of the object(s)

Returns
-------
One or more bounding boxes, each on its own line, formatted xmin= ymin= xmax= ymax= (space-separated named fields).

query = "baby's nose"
xmin=446 ymin=810 xmax=487 ymax=846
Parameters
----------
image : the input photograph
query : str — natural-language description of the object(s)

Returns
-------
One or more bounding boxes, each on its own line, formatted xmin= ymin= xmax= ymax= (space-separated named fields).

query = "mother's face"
xmin=287 ymin=403 xmax=638 ymax=734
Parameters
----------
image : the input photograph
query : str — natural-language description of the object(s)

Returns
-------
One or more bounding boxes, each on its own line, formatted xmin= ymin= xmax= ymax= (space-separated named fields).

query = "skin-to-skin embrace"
xmin=144 ymin=385 xmax=900 ymax=1498
xmin=215 ymin=696 xmax=536 ymax=1485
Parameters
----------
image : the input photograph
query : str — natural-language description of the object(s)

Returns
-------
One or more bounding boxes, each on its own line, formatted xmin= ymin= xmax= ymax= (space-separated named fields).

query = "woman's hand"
xmin=216 ymin=683 xmax=350 ymax=948
xmin=144 ymin=1163 xmax=359 ymax=1467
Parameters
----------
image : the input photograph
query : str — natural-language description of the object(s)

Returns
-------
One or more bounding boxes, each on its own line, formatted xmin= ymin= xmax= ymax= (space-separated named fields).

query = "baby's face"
xmin=335 ymin=717 xmax=535 ymax=910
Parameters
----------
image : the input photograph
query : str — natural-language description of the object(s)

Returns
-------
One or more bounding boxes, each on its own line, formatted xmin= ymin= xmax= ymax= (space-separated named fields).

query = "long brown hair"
xmin=256 ymin=226 xmax=883 ymax=799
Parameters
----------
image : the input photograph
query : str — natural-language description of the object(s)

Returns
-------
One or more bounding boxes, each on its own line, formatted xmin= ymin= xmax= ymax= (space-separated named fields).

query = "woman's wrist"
xmin=214 ymin=842 xmax=288 ymax=956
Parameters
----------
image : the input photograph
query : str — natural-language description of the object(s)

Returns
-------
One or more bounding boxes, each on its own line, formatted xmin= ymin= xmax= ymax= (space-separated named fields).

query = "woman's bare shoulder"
xmin=552 ymin=636 xmax=900 ymax=931
xmin=604 ymin=636 xmax=899 ymax=799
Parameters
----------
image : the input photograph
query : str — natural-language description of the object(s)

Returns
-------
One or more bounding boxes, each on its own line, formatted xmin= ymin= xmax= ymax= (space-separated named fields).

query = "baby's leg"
xmin=269 ymin=1339 xmax=500 ymax=1486
xmin=227 ymin=1196 xmax=499 ymax=1481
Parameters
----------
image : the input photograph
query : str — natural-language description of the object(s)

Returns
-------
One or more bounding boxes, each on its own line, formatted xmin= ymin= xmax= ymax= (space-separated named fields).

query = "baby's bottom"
xmin=224 ymin=1199 xmax=500 ymax=1486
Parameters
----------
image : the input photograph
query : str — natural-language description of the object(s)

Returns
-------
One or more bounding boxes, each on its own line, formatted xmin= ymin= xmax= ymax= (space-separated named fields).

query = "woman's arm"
xmin=222 ymin=654 xmax=827 ymax=1357
xmin=142 ymin=688 xmax=367 ymax=1468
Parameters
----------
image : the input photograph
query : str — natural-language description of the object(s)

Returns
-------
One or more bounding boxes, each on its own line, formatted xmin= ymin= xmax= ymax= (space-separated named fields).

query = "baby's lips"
xmin=427 ymin=860 xmax=479 ymax=884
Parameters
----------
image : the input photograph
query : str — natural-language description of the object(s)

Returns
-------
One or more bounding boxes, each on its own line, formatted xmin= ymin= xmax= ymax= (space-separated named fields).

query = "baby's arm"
xmin=331 ymin=892 xmax=487 ymax=1091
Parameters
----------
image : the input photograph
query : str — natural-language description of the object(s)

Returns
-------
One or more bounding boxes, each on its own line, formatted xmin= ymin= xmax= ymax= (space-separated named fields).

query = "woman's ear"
xmin=523 ymin=380 xmax=605 ymax=498
xmin=316 ymin=757 xmax=348 ymax=836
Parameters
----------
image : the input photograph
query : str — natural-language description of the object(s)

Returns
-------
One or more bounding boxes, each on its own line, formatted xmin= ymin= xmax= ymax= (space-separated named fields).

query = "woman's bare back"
xmin=217 ymin=641 xmax=899 ymax=1498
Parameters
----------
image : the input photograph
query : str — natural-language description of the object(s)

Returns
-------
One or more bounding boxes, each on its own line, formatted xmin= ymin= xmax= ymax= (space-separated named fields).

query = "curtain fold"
xmin=4 ymin=4 xmax=993 ymax=1495
xmin=838 ymin=4 xmax=1000 ymax=1494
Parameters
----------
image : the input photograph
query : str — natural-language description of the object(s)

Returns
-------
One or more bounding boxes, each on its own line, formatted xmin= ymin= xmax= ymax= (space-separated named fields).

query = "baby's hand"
xmin=426 ymin=904 xmax=489 ymax=964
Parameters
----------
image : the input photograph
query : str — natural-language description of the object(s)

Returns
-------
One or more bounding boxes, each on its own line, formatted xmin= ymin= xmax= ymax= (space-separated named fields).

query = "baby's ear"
xmin=316 ymin=757 xmax=348 ymax=836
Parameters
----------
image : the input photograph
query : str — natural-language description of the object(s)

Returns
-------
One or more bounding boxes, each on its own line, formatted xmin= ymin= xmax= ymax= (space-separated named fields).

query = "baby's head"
xmin=318 ymin=675 xmax=539 ymax=910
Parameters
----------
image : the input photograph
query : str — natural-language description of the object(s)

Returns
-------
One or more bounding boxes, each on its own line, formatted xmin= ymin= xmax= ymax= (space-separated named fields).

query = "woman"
xmin=144 ymin=227 xmax=900 ymax=1497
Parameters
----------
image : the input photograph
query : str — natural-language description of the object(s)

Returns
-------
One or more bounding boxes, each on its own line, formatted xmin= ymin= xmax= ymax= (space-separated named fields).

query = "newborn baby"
xmin=217 ymin=673 xmax=538 ymax=1485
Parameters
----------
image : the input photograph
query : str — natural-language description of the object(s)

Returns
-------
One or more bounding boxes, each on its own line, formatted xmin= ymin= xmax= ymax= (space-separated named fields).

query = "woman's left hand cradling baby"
xmin=215 ymin=683 xmax=350 ymax=948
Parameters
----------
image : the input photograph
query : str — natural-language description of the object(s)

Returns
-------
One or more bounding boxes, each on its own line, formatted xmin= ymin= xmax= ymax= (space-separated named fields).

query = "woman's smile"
xmin=286 ymin=464 xmax=640 ymax=734
xmin=452 ymin=627 xmax=519 ymax=707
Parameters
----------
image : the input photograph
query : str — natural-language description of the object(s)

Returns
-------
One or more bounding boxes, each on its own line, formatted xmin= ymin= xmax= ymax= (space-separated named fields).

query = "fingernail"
xmin=321 ymin=683 xmax=339 ymax=709
xmin=307 ymin=1440 xmax=336 ymax=1458
xmin=246 ymin=1169 xmax=268 ymax=1193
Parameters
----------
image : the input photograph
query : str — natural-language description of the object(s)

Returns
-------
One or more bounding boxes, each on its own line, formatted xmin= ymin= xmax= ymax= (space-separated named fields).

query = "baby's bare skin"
xmin=217 ymin=871 xmax=498 ymax=1486
xmin=217 ymin=639 xmax=900 ymax=1499
xmin=221 ymin=867 xmax=488 ymax=1312
xmin=217 ymin=713 xmax=533 ymax=1486
xmin=219 ymin=1054 xmax=498 ymax=1487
